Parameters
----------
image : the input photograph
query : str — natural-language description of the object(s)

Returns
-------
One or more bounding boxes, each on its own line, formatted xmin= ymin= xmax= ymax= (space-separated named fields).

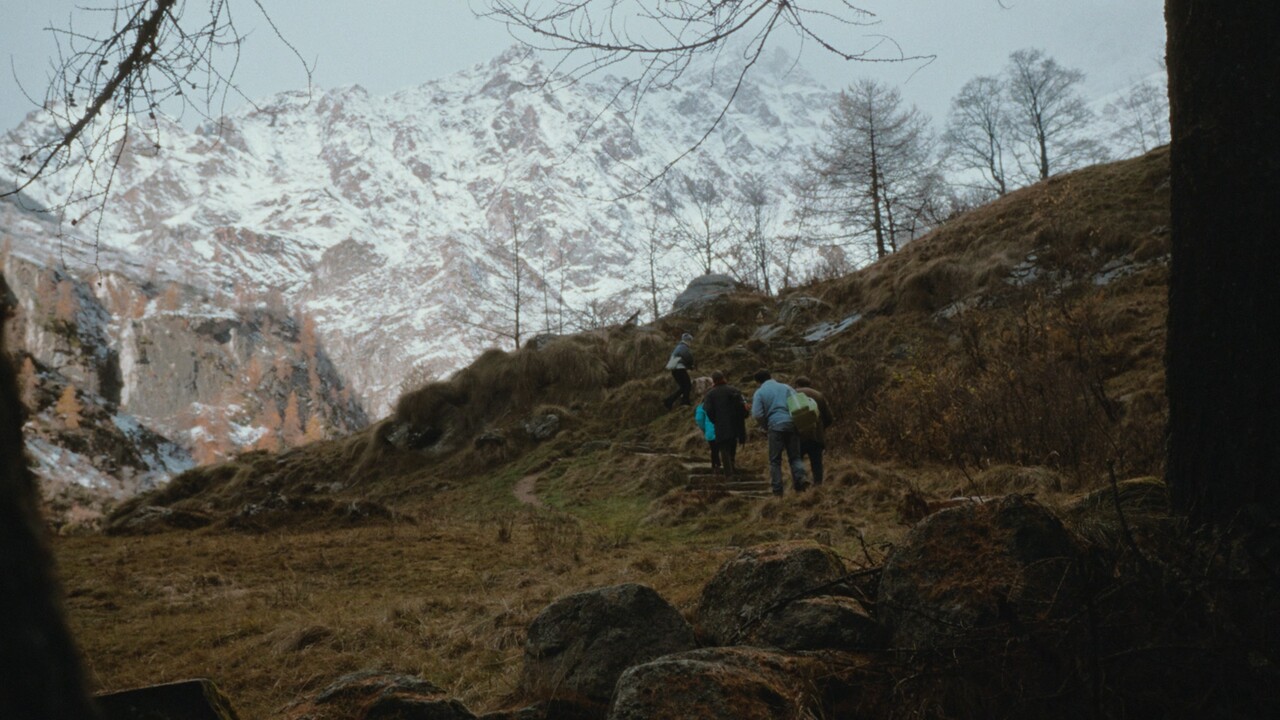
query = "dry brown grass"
xmin=55 ymin=149 xmax=1181 ymax=717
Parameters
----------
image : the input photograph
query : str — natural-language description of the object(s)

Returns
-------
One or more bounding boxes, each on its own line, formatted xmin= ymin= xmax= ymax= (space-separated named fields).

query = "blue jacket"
xmin=695 ymin=404 xmax=716 ymax=441
xmin=752 ymin=379 xmax=796 ymax=432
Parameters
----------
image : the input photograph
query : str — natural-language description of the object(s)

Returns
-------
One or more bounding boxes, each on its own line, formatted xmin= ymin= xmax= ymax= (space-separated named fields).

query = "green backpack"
xmin=787 ymin=391 xmax=820 ymax=441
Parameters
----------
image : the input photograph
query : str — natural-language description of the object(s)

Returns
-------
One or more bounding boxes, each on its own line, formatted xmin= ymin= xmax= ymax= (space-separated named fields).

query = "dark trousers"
xmin=708 ymin=440 xmax=721 ymax=470
xmin=719 ymin=438 xmax=739 ymax=476
xmin=664 ymin=369 xmax=692 ymax=407
xmin=767 ymin=429 xmax=808 ymax=495
xmin=800 ymin=439 xmax=825 ymax=485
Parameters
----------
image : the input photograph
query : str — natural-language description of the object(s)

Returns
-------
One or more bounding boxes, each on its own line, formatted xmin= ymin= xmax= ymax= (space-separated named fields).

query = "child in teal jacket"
xmin=695 ymin=403 xmax=721 ymax=474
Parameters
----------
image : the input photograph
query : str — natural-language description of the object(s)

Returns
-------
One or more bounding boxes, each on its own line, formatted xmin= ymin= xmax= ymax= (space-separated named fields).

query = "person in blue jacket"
xmin=750 ymin=368 xmax=809 ymax=496
xmin=694 ymin=401 xmax=720 ymax=475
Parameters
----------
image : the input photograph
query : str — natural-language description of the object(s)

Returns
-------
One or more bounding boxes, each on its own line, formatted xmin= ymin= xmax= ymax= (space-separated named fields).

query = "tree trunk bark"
xmin=1 ymin=278 xmax=101 ymax=719
xmin=1165 ymin=0 xmax=1280 ymax=526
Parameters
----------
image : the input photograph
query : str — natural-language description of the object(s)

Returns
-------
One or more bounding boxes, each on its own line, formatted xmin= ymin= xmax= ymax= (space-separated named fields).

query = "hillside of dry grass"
xmin=54 ymin=148 xmax=1172 ymax=717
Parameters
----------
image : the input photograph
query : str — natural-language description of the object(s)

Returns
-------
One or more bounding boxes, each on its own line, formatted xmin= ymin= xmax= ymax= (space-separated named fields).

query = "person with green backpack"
xmin=792 ymin=376 xmax=834 ymax=485
xmin=751 ymin=369 xmax=809 ymax=497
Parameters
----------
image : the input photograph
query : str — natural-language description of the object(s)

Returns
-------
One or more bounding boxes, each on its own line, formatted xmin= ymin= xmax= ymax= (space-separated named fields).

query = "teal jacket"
xmin=695 ymin=403 xmax=716 ymax=441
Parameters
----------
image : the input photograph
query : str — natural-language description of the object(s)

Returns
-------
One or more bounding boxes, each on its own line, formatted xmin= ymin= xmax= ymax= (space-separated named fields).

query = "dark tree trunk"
xmin=1 ymin=275 xmax=100 ymax=719
xmin=1165 ymin=1 xmax=1280 ymax=526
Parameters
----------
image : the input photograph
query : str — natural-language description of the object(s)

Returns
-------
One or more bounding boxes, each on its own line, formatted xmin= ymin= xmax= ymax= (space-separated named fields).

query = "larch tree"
xmin=808 ymin=79 xmax=937 ymax=261
xmin=18 ymin=358 xmax=40 ymax=410
xmin=281 ymin=391 xmax=303 ymax=447
xmin=54 ymin=385 xmax=82 ymax=430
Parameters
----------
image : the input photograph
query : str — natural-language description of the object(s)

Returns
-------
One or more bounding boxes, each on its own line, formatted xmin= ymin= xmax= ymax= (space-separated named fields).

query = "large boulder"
xmin=671 ymin=274 xmax=737 ymax=314
xmin=283 ymin=672 xmax=474 ymax=720
xmin=607 ymin=647 xmax=878 ymax=720
xmin=96 ymin=679 xmax=240 ymax=719
xmin=695 ymin=541 xmax=850 ymax=646
xmin=519 ymin=583 xmax=697 ymax=708
xmin=745 ymin=595 xmax=888 ymax=652
xmin=878 ymin=494 xmax=1085 ymax=650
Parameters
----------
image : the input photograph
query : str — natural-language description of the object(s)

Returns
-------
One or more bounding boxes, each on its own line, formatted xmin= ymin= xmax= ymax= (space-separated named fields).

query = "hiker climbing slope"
xmin=751 ymin=369 xmax=809 ymax=497
xmin=792 ymin=376 xmax=834 ymax=485
xmin=702 ymin=370 xmax=748 ymax=477
xmin=662 ymin=333 xmax=696 ymax=409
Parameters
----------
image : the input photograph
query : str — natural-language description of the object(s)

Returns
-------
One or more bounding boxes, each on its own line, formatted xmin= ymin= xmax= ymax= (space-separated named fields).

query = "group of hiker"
xmin=666 ymin=333 xmax=834 ymax=498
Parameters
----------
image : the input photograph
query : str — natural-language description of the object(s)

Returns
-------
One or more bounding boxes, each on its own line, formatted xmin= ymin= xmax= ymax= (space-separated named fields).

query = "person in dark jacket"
xmin=793 ymin=376 xmax=835 ymax=485
xmin=662 ymin=333 xmax=695 ymax=409
xmin=702 ymin=370 xmax=748 ymax=476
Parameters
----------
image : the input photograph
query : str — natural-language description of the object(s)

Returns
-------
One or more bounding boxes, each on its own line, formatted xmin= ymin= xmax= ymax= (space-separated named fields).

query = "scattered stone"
xmin=385 ymin=420 xmax=446 ymax=451
xmin=878 ymin=494 xmax=1085 ymax=650
xmin=96 ymin=678 xmax=241 ymax=720
xmin=776 ymin=295 xmax=830 ymax=326
xmin=520 ymin=583 xmax=696 ymax=706
xmin=695 ymin=541 xmax=850 ymax=646
xmin=474 ymin=429 xmax=506 ymax=448
xmin=284 ymin=672 xmax=474 ymax=720
xmin=523 ymin=414 xmax=561 ymax=441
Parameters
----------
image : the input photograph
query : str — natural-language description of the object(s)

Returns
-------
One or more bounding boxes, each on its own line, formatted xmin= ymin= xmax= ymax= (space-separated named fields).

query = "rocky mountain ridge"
xmin=3 ymin=46 xmax=837 ymax=417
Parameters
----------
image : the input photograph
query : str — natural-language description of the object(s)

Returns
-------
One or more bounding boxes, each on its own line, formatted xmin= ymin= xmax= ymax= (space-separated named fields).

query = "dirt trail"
xmin=513 ymin=473 xmax=545 ymax=508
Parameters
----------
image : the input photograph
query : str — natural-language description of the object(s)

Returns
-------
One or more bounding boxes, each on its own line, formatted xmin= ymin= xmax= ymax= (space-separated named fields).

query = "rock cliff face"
xmin=1 ymin=237 xmax=368 ymax=528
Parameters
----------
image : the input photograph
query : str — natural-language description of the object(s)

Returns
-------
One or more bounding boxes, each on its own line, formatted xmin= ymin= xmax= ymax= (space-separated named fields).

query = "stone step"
xmin=689 ymin=481 xmax=773 ymax=491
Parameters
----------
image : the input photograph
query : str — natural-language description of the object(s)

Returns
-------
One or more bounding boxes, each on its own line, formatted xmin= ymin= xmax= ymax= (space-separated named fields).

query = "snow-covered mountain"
xmin=4 ymin=46 xmax=837 ymax=417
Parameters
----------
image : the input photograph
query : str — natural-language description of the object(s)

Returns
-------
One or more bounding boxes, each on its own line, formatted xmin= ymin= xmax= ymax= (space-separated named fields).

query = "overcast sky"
xmin=1 ymin=1 xmax=1165 ymax=132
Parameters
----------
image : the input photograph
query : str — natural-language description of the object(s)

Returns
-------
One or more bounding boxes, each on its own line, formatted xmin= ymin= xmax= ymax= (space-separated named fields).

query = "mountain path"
xmin=514 ymin=472 xmax=545 ymax=508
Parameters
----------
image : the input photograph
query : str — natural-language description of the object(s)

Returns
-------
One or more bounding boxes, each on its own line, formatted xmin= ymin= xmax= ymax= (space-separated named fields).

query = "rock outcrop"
xmin=519 ymin=583 xmax=697 ymax=707
xmin=607 ymin=647 xmax=876 ymax=720
xmin=878 ymin=494 xmax=1085 ymax=650
xmin=695 ymin=541 xmax=851 ymax=646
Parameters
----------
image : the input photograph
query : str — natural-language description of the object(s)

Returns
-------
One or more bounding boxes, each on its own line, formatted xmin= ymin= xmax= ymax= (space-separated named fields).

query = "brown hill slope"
xmin=107 ymin=147 xmax=1170 ymax=533
xmin=55 ymin=148 xmax=1178 ymax=718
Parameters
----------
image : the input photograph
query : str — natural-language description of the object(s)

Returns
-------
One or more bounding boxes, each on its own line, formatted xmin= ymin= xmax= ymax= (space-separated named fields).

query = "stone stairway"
xmin=624 ymin=445 xmax=774 ymax=498
xmin=682 ymin=460 xmax=774 ymax=498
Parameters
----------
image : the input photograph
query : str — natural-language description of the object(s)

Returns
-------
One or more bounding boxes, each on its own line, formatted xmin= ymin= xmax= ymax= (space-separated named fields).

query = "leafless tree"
xmin=807 ymin=79 xmax=938 ymax=261
xmin=666 ymin=171 xmax=733 ymax=275
xmin=942 ymin=75 xmax=1010 ymax=196
xmin=635 ymin=209 xmax=675 ymax=323
xmin=1004 ymin=48 xmax=1106 ymax=183
xmin=2 ymin=1 xmax=309 ymax=238
xmin=481 ymin=1 xmax=928 ymax=192
xmin=733 ymin=172 xmax=778 ymax=295
xmin=1102 ymin=63 xmax=1170 ymax=157
xmin=456 ymin=196 xmax=539 ymax=350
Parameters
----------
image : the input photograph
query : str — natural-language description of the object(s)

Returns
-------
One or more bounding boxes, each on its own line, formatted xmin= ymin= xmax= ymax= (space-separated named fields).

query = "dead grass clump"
xmin=971 ymin=464 xmax=1069 ymax=495
xmin=641 ymin=489 xmax=717 ymax=526
xmin=602 ymin=325 xmax=669 ymax=381
xmin=895 ymin=259 xmax=973 ymax=313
